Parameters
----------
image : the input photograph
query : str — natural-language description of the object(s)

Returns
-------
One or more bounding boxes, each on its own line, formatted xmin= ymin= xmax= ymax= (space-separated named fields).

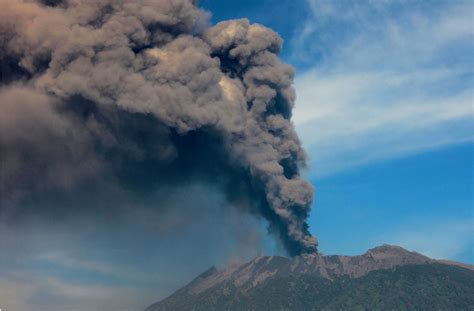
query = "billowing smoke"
xmin=0 ymin=0 xmax=317 ymax=256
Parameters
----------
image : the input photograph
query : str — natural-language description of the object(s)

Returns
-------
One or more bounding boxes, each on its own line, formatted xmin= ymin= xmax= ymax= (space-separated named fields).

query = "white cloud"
xmin=292 ymin=0 xmax=474 ymax=177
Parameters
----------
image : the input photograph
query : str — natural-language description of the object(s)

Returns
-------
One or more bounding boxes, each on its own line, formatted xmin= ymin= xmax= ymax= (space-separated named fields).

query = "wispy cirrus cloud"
xmin=292 ymin=0 xmax=473 ymax=177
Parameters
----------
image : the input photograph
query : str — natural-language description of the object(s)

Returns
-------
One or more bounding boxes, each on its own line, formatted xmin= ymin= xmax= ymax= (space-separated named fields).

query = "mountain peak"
xmin=366 ymin=244 xmax=424 ymax=257
xmin=368 ymin=244 xmax=408 ymax=253
xmin=364 ymin=244 xmax=431 ymax=263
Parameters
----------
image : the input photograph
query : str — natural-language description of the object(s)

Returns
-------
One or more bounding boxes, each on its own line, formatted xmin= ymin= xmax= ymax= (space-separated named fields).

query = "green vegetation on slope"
xmin=150 ymin=264 xmax=474 ymax=311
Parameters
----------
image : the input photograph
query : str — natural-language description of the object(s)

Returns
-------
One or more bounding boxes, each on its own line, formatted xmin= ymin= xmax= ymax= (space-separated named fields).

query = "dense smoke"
xmin=0 ymin=0 xmax=317 ymax=256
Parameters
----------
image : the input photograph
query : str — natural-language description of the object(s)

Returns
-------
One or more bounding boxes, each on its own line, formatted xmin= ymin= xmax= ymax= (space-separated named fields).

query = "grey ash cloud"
xmin=0 ymin=0 xmax=317 ymax=256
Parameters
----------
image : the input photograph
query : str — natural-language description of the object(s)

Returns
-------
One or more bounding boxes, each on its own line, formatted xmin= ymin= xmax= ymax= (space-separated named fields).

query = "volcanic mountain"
xmin=146 ymin=245 xmax=474 ymax=311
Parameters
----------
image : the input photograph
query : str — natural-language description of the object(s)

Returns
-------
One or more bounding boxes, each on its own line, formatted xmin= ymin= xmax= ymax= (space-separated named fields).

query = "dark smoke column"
xmin=0 ymin=0 xmax=317 ymax=256
xmin=205 ymin=20 xmax=318 ymax=255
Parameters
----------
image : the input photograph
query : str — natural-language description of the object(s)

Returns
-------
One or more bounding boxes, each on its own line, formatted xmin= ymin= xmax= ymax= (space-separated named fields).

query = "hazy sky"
xmin=1 ymin=1 xmax=472 ymax=310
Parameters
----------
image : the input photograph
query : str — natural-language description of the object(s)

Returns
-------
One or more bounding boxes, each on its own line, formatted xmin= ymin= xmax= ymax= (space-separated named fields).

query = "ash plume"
xmin=0 ymin=0 xmax=317 ymax=256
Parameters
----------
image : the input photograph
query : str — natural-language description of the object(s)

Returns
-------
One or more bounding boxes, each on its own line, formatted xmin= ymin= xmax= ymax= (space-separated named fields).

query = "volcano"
xmin=146 ymin=245 xmax=474 ymax=311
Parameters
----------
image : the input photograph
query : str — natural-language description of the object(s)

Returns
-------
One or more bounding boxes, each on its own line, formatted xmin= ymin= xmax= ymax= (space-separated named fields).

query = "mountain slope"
xmin=146 ymin=245 xmax=474 ymax=311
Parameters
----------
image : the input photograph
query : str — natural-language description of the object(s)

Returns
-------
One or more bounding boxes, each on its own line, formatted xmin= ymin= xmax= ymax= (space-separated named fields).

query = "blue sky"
xmin=201 ymin=0 xmax=474 ymax=263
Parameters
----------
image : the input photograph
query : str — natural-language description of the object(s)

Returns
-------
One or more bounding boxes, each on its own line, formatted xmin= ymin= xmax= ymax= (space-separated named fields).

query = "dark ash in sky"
xmin=0 ymin=0 xmax=317 ymax=256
